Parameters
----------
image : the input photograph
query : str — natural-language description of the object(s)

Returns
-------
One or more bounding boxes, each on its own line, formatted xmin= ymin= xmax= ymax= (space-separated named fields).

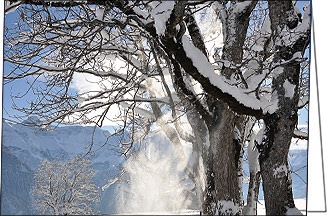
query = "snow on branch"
xmin=231 ymin=1 xmax=256 ymax=14
xmin=293 ymin=129 xmax=308 ymax=140
xmin=150 ymin=1 xmax=175 ymax=36
xmin=179 ymin=36 xmax=272 ymax=119
xmin=298 ymin=96 xmax=309 ymax=109
xmin=274 ymin=4 xmax=311 ymax=48
xmin=5 ymin=1 xmax=23 ymax=14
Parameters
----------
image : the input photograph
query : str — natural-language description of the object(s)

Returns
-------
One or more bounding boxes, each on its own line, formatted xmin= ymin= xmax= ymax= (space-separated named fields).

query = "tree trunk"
xmin=258 ymin=63 xmax=299 ymax=215
xmin=259 ymin=0 xmax=309 ymax=214
xmin=202 ymin=102 xmax=243 ymax=215
xmin=197 ymin=2 xmax=257 ymax=213
xmin=186 ymin=107 xmax=209 ymax=209
xmin=253 ymin=2 xmax=310 ymax=213
xmin=243 ymin=130 xmax=261 ymax=215
xmin=199 ymin=3 xmax=257 ymax=214
xmin=259 ymin=110 xmax=298 ymax=214
xmin=245 ymin=171 xmax=261 ymax=215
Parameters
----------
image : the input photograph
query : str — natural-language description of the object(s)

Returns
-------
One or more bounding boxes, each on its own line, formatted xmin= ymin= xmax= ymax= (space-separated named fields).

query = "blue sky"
xmin=2 ymin=10 xmax=26 ymax=121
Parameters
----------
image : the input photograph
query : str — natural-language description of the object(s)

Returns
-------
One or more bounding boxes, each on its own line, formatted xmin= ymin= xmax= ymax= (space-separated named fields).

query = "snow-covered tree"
xmin=30 ymin=156 xmax=100 ymax=215
xmin=5 ymin=1 xmax=310 ymax=215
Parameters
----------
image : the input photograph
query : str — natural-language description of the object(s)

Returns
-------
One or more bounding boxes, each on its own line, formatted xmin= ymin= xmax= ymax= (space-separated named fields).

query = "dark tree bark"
xmin=203 ymin=104 xmax=243 ymax=215
xmin=258 ymin=1 xmax=310 ymax=214
xmin=260 ymin=112 xmax=298 ymax=214
xmin=199 ymin=2 xmax=257 ymax=214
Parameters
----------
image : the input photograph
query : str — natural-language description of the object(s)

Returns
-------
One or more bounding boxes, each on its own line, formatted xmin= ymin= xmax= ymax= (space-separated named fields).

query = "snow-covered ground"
xmin=118 ymin=199 xmax=306 ymax=215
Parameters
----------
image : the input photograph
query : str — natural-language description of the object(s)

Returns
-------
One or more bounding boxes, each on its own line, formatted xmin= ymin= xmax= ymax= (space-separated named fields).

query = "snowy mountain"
xmin=1 ymin=119 xmax=125 ymax=215
xmin=1 ymin=146 xmax=35 ymax=214
xmin=1 ymin=118 xmax=307 ymax=215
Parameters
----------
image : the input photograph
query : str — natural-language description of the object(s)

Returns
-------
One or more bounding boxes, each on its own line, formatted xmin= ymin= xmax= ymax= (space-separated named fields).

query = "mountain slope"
xmin=1 ymin=146 xmax=35 ymax=215
xmin=1 ymin=120 xmax=125 ymax=215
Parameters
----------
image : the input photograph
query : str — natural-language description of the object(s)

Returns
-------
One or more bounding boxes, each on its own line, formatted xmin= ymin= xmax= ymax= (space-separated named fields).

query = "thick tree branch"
xmin=165 ymin=1 xmax=188 ymax=38
xmin=185 ymin=7 xmax=207 ymax=56
xmin=162 ymin=37 xmax=264 ymax=119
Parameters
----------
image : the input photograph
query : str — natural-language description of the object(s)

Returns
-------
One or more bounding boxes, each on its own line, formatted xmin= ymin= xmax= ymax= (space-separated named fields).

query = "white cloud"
xmin=70 ymin=59 xmax=126 ymax=126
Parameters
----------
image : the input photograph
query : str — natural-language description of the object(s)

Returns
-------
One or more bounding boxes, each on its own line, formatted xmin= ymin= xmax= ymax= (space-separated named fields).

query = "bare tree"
xmin=5 ymin=1 xmax=310 ymax=215
xmin=30 ymin=156 xmax=100 ymax=215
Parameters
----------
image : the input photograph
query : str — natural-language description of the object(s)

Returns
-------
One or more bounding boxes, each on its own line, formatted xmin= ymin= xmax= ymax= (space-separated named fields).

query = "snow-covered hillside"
xmin=1 ymin=118 xmax=125 ymax=215
xmin=1 ymin=118 xmax=307 ymax=215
